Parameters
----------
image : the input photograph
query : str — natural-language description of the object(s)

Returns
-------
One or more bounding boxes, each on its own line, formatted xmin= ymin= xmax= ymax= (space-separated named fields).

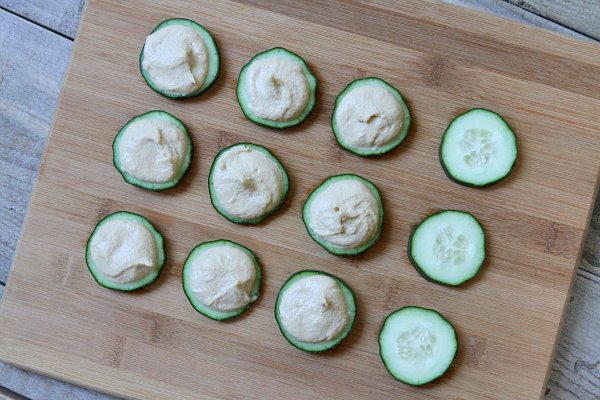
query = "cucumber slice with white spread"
xmin=440 ymin=108 xmax=517 ymax=187
xmin=113 ymin=110 xmax=193 ymax=191
xmin=237 ymin=47 xmax=317 ymax=129
xmin=408 ymin=210 xmax=485 ymax=286
xmin=302 ymin=174 xmax=383 ymax=255
xmin=139 ymin=18 xmax=220 ymax=99
xmin=332 ymin=77 xmax=411 ymax=156
xmin=379 ymin=306 xmax=458 ymax=386
xmin=86 ymin=211 xmax=166 ymax=291
xmin=182 ymin=240 xmax=261 ymax=321
xmin=208 ymin=143 xmax=289 ymax=224
xmin=275 ymin=270 xmax=356 ymax=352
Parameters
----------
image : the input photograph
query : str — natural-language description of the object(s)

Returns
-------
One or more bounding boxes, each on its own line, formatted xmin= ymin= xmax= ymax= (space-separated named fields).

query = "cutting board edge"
xmin=0 ymin=0 xmax=91 ymax=290
xmin=538 ymin=169 xmax=600 ymax=400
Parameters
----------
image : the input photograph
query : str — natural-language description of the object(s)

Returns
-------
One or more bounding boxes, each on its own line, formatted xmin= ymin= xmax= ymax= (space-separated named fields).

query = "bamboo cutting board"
xmin=1 ymin=0 xmax=600 ymax=398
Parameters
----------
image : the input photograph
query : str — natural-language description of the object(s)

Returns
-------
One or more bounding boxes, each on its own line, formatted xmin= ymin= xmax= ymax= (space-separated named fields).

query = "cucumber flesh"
xmin=302 ymin=174 xmax=383 ymax=256
xmin=236 ymin=47 xmax=317 ymax=129
xmin=182 ymin=240 xmax=262 ymax=321
xmin=332 ymin=77 xmax=411 ymax=157
xmin=113 ymin=110 xmax=193 ymax=191
xmin=139 ymin=18 xmax=220 ymax=99
xmin=440 ymin=108 xmax=517 ymax=187
xmin=208 ymin=142 xmax=289 ymax=224
xmin=85 ymin=211 xmax=166 ymax=291
xmin=409 ymin=210 xmax=485 ymax=286
xmin=379 ymin=306 xmax=457 ymax=386
xmin=275 ymin=270 xmax=356 ymax=352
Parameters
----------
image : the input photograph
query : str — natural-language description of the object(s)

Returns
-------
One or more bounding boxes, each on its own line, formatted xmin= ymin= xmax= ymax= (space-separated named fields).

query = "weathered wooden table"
xmin=0 ymin=1 xmax=598 ymax=399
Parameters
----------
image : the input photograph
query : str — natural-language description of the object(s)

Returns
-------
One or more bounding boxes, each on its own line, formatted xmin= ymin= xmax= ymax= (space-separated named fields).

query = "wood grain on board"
xmin=0 ymin=0 xmax=599 ymax=399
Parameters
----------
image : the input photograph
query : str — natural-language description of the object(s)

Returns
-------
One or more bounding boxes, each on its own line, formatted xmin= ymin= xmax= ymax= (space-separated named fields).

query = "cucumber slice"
xmin=236 ymin=47 xmax=317 ymax=129
xmin=440 ymin=108 xmax=517 ymax=187
xmin=139 ymin=18 xmax=220 ymax=99
xmin=208 ymin=142 xmax=289 ymax=224
xmin=275 ymin=270 xmax=356 ymax=352
xmin=302 ymin=174 xmax=383 ymax=255
xmin=408 ymin=210 xmax=485 ymax=286
xmin=85 ymin=211 xmax=166 ymax=291
xmin=113 ymin=110 xmax=193 ymax=191
xmin=332 ymin=77 xmax=411 ymax=157
xmin=182 ymin=240 xmax=262 ymax=321
xmin=379 ymin=306 xmax=458 ymax=386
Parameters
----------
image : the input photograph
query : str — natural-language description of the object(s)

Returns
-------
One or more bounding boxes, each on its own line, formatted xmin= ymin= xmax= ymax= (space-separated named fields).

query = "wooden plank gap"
xmin=502 ymin=0 xmax=600 ymax=41
xmin=445 ymin=0 xmax=592 ymax=41
xmin=0 ymin=6 xmax=74 ymax=41
xmin=0 ymin=384 xmax=31 ymax=400
xmin=577 ymin=268 xmax=600 ymax=285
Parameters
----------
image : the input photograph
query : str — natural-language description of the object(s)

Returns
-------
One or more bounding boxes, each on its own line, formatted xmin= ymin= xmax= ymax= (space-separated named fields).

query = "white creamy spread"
xmin=189 ymin=245 xmax=256 ymax=311
xmin=245 ymin=55 xmax=309 ymax=121
xmin=279 ymin=275 xmax=349 ymax=343
xmin=212 ymin=145 xmax=284 ymax=220
xmin=335 ymin=85 xmax=404 ymax=149
xmin=309 ymin=179 xmax=380 ymax=249
xmin=142 ymin=24 xmax=208 ymax=95
xmin=89 ymin=219 xmax=157 ymax=284
xmin=118 ymin=118 xmax=187 ymax=183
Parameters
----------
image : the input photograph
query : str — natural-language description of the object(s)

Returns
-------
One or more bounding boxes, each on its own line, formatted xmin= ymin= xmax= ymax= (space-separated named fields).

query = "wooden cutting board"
xmin=1 ymin=0 xmax=599 ymax=398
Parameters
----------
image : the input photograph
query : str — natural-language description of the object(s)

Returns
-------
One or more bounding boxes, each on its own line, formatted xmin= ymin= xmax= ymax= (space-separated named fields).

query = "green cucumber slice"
xmin=408 ymin=210 xmax=486 ymax=286
xmin=275 ymin=270 xmax=356 ymax=352
xmin=139 ymin=18 xmax=220 ymax=99
xmin=236 ymin=47 xmax=317 ymax=129
xmin=112 ymin=110 xmax=193 ymax=191
xmin=379 ymin=306 xmax=458 ymax=386
xmin=208 ymin=142 xmax=289 ymax=224
xmin=85 ymin=211 xmax=166 ymax=291
xmin=182 ymin=240 xmax=262 ymax=321
xmin=302 ymin=174 xmax=383 ymax=255
xmin=332 ymin=77 xmax=411 ymax=157
xmin=440 ymin=108 xmax=517 ymax=187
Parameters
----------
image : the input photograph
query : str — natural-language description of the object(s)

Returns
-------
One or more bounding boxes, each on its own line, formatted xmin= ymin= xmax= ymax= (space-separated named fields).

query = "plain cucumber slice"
xmin=440 ymin=108 xmax=517 ymax=187
xmin=85 ymin=211 xmax=166 ymax=291
xmin=139 ymin=18 xmax=220 ymax=99
xmin=208 ymin=142 xmax=289 ymax=224
xmin=408 ymin=210 xmax=485 ymax=286
xmin=332 ymin=77 xmax=411 ymax=157
xmin=182 ymin=240 xmax=262 ymax=321
xmin=236 ymin=47 xmax=317 ymax=129
xmin=379 ymin=306 xmax=457 ymax=386
xmin=302 ymin=174 xmax=383 ymax=256
xmin=275 ymin=270 xmax=356 ymax=352
xmin=113 ymin=110 xmax=193 ymax=191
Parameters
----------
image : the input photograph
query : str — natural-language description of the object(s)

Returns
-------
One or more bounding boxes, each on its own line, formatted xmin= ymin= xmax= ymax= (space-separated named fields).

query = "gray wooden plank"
xmin=546 ymin=270 xmax=600 ymax=400
xmin=0 ymin=363 xmax=116 ymax=400
xmin=0 ymin=10 xmax=72 ymax=285
xmin=0 ymin=0 xmax=84 ymax=39
xmin=505 ymin=0 xmax=600 ymax=41
xmin=445 ymin=0 xmax=591 ymax=40
xmin=580 ymin=195 xmax=600 ymax=278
